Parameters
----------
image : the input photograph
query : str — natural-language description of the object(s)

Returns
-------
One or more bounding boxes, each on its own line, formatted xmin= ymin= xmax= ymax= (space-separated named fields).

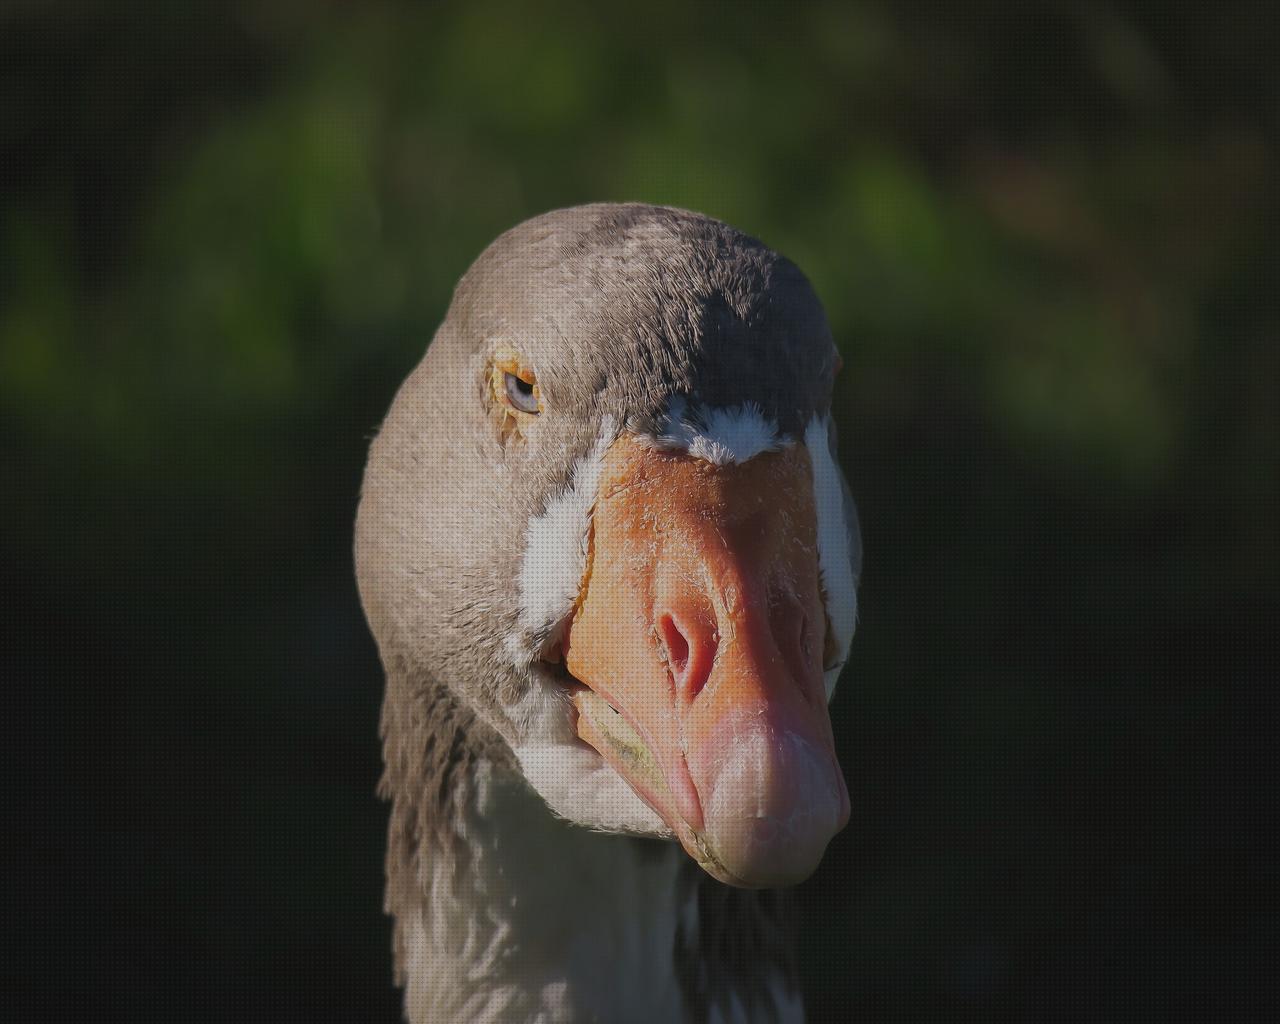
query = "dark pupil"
xmin=512 ymin=376 xmax=533 ymax=396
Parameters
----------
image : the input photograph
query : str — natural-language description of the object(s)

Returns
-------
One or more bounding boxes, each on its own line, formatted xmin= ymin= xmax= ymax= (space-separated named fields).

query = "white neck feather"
xmin=402 ymin=760 xmax=693 ymax=1024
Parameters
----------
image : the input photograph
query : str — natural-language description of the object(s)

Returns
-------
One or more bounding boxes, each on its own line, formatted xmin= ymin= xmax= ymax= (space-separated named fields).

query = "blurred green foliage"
xmin=6 ymin=1 xmax=1273 ymax=486
xmin=4 ymin=1 xmax=1277 ymax=1019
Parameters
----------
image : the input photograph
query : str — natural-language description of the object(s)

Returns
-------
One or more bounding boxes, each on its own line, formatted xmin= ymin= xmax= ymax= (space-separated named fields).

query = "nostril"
xmin=659 ymin=614 xmax=690 ymax=677
xmin=660 ymin=612 xmax=716 ymax=701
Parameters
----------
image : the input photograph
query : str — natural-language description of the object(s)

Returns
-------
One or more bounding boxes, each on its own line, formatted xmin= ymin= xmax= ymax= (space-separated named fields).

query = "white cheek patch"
xmin=805 ymin=415 xmax=859 ymax=698
xmin=639 ymin=397 xmax=788 ymax=465
xmin=514 ymin=418 xmax=619 ymax=649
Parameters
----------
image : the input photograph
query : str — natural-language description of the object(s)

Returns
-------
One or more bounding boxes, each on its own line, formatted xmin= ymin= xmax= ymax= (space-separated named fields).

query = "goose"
xmin=355 ymin=202 xmax=862 ymax=1023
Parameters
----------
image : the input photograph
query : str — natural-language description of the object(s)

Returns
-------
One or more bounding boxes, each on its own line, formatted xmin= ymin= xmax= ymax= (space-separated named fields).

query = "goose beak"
xmin=564 ymin=434 xmax=850 ymax=888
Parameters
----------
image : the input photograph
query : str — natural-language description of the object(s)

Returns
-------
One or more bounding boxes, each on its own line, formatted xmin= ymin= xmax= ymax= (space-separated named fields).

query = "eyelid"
xmin=492 ymin=346 xmax=535 ymax=382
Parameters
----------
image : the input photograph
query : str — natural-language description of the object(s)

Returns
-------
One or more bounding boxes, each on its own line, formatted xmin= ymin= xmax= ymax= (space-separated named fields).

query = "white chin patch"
xmin=514 ymin=742 xmax=670 ymax=836
xmin=508 ymin=673 xmax=669 ymax=836
xmin=636 ymin=397 xmax=788 ymax=465
xmin=805 ymin=415 xmax=859 ymax=698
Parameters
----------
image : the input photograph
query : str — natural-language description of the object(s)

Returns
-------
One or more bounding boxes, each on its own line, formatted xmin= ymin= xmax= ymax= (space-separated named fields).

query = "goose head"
xmin=356 ymin=203 xmax=861 ymax=889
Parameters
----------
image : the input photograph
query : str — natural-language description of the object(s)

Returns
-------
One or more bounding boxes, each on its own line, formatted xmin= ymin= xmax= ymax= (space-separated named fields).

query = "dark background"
xmin=4 ymin=1 xmax=1276 ymax=1019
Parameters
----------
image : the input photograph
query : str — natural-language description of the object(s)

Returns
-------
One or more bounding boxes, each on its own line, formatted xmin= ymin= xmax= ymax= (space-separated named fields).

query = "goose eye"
xmin=504 ymin=371 xmax=540 ymax=414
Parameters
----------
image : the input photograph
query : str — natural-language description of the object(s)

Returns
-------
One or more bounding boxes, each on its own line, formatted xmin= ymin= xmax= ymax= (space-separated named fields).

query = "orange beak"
xmin=564 ymin=434 xmax=849 ymax=888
